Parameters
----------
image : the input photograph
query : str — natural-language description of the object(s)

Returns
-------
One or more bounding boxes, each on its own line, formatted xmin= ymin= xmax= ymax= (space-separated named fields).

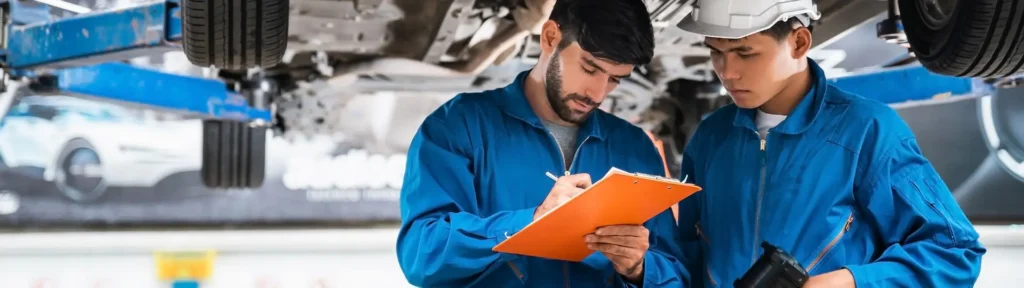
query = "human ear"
xmin=790 ymin=27 xmax=812 ymax=59
xmin=540 ymin=20 xmax=561 ymax=55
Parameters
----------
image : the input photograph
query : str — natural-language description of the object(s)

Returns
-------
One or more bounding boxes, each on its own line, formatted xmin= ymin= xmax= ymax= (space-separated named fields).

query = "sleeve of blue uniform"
xmin=844 ymin=137 xmax=986 ymax=287
xmin=619 ymin=135 xmax=704 ymax=288
xmin=395 ymin=113 xmax=535 ymax=287
xmin=672 ymin=140 xmax=706 ymax=288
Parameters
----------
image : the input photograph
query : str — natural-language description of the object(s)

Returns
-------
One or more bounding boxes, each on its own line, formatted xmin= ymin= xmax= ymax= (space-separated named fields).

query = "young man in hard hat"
xmin=396 ymin=0 xmax=686 ymax=287
xmin=672 ymin=1 xmax=985 ymax=287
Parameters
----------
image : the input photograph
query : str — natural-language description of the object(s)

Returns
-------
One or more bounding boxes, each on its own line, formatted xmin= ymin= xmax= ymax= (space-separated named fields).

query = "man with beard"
xmin=396 ymin=0 xmax=685 ymax=287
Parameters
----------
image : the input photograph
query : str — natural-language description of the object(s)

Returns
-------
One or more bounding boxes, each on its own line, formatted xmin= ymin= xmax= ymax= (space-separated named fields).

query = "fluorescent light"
xmin=31 ymin=0 xmax=92 ymax=14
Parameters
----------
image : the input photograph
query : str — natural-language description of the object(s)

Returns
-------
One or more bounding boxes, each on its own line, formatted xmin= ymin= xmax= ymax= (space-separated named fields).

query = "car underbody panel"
xmin=270 ymin=0 xmax=893 ymax=149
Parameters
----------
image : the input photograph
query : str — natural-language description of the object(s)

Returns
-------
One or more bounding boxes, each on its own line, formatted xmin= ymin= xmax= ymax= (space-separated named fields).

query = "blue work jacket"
xmin=396 ymin=70 xmax=685 ymax=287
xmin=676 ymin=59 xmax=986 ymax=287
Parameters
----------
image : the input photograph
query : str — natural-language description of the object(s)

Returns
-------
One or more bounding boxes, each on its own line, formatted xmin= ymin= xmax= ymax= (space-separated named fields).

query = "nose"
xmin=716 ymin=57 xmax=742 ymax=81
xmin=585 ymin=77 xmax=612 ymax=99
xmin=585 ymin=76 xmax=606 ymax=98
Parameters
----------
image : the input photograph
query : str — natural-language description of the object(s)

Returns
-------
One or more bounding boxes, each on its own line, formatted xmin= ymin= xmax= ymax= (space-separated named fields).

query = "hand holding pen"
xmin=533 ymin=172 xmax=591 ymax=221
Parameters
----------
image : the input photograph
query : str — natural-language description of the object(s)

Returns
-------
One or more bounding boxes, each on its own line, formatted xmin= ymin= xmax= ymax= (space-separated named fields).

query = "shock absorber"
xmin=877 ymin=0 xmax=910 ymax=48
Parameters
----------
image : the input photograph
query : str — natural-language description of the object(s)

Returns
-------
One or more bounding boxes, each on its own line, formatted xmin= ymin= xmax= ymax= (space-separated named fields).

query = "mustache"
xmin=565 ymin=94 xmax=600 ymax=107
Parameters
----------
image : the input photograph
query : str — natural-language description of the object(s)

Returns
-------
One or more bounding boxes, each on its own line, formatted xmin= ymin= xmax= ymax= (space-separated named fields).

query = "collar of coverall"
xmin=500 ymin=69 xmax=607 ymax=140
xmin=732 ymin=57 xmax=831 ymax=135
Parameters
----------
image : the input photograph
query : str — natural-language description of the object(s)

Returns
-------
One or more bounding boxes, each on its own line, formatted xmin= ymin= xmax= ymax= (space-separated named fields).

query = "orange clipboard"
xmin=492 ymin=167 xmax=702 ymax=262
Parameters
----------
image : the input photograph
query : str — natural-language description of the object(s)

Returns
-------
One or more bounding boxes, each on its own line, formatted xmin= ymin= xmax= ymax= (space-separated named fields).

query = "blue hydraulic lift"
xmin=829 ymin=62 xmax=982 ymax=105
xmin=0 ymin=0 xmax=271 ymax=123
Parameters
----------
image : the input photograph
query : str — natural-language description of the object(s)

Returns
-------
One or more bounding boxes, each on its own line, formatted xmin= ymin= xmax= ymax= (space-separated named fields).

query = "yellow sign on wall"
xmin=153 ymin=251 xmax=217 ymax=281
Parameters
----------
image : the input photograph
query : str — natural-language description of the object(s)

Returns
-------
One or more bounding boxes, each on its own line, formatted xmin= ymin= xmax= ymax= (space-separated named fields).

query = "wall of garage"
xmin=2 ymin=86 xmax=1022 ymax=227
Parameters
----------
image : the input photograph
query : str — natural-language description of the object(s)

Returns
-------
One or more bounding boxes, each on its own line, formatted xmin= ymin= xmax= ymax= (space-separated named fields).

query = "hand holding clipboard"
xmin=493 ymin=167 xmax=702 ymax=262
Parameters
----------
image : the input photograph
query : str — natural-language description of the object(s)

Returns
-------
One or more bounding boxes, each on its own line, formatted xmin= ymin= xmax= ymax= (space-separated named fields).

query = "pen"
xmin=545 ymin=171 xmax=558 ymax=181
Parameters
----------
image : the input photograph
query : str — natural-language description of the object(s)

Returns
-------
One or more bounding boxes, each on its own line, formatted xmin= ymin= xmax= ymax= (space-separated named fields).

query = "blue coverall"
xmin=396 ymin=70 xmax=686 ymax=287
xmin=676 ymin=59 xmax=986 ymax=287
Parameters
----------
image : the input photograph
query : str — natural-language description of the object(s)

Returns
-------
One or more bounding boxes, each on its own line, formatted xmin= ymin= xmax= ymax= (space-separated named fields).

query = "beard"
xmin=545 ymin=52 xmax=600 ymax=124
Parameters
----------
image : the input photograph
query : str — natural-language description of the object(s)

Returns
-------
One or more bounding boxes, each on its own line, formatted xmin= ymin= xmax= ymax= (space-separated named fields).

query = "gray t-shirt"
xmin=542 ymin=120 xmax=579 ymax=170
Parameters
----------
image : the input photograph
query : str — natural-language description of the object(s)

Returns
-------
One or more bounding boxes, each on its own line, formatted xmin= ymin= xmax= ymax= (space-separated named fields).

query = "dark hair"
xmin=760 ymin=17 xmax=813 ymax=42
xmin=548 ymin=0 xmax=655 ymax=65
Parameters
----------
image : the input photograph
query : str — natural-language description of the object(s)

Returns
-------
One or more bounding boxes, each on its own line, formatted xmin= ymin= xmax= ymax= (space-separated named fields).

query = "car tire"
xmin=899 ymin=0 xmax=1024 ymax=78
xmin=181 ymin=0 xmax=289 ymax=70
xmin=54 ymin=138 xmax=108 ymax=203
xmin=201 ymin=120 xmax=266 ymax=189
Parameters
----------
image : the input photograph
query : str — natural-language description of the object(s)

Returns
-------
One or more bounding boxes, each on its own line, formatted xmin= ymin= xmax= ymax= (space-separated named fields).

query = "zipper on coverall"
xmin=806 ymin=212 xmax=854 ymax=272
xmin=752 ymin=131 xmax=768 ymax=264
xmin=543 ymin=130 xmax=591 ymax=287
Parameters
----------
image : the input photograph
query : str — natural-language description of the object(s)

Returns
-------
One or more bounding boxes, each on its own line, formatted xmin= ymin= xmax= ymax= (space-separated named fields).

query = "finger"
xmin=559 ymin=173 xmax=592 ymax=188
xmin=585 ymin=234 xmax=647 ymax=254
xmin=596 ymin=225 xmax=649 ymax=237
xmin=588 ymin=243 xmax=634 ymax=258
xmin=551 ymin=180 xmax=578 ymax=190
xmin=567 ymin=187 xmax=584 ymax=197
xmin=585 ymin=235 xmax=636 ymax=247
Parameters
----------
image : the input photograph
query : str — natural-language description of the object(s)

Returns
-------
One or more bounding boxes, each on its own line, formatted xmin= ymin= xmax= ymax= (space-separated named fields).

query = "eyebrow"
xmin=582 ymin=57 xmax=630 ymax=78
xmin=703 ymin=41 xmax=753 ymax=53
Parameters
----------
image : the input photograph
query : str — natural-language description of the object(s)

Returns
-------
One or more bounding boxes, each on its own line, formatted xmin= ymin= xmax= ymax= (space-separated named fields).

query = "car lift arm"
xmin=0 ymin=0 xmax=270 ymax=122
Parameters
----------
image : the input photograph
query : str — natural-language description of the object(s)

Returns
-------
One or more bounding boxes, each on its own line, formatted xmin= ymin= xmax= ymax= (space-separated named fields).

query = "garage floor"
xmin=0 ymin=225 xmax=1019 ymax=287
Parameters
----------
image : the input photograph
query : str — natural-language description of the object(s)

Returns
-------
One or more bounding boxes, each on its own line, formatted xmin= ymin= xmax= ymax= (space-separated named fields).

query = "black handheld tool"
xmin=734 ymin=241 xmax=809 ymax=288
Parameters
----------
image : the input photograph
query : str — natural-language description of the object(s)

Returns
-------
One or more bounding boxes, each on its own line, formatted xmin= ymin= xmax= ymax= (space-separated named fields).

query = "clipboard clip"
xmin=631 ymin=171 xmax=684 ymax=183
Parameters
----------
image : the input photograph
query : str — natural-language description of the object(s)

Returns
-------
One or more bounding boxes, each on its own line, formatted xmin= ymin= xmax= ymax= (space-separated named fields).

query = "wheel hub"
xmin=59 ymin=147 xmax=106 ymax=201
xmin=979 ymin=82 xmax=1024 ymax=181
xmin=918 ymin=0 xmax=957 ymax=30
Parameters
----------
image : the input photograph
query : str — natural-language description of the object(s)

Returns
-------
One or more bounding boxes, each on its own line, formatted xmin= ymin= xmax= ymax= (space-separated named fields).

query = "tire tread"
xmin=201 ymin=120 xmax=266 ymax=189
xmin=902 ymin=0 xmax=1024 ymax=77
xmin=182 ymin=0 xmax=288 ymax=70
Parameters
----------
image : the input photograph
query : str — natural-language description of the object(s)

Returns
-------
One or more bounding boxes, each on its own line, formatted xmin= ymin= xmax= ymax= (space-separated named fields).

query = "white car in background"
xmin=0 ymin=95 xmax=203 ymax=202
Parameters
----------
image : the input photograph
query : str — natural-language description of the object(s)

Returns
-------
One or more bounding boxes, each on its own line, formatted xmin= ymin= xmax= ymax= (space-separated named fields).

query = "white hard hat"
xmin=677 ymin=0 xmax=822 ymax=39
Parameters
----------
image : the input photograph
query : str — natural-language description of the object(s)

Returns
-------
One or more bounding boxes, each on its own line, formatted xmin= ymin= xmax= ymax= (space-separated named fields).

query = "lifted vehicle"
xmin=177 ymin=0 xmax=1024 ymax=179
xmin=1 ymin=0 xmax=1021 ymax=188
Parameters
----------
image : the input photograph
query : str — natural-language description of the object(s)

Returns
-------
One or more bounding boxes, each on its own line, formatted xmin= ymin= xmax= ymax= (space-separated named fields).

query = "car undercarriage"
xmin=3 ymin=0 xmax=1022 ymax=188
xmin=231 ymin=0 xmax=950 ymax=176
